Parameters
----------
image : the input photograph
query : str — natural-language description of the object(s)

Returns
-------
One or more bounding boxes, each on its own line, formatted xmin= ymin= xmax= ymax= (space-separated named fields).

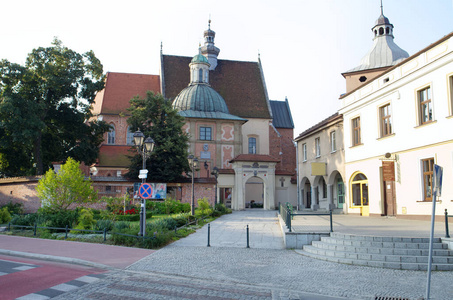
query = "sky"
xmin=2 ymin=0 xmax=453 ymax=135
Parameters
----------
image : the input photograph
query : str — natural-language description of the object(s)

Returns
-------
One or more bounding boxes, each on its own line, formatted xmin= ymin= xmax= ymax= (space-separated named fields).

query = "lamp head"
xmin=133 ymin=129 xmax=145 ymax=148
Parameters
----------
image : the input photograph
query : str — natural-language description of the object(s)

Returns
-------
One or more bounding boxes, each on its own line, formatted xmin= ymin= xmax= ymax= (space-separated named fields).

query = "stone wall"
xmin=0 ymin=177 xmax=41 ymax=213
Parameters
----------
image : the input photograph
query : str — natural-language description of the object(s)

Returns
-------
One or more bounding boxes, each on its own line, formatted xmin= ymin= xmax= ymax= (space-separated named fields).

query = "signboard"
xmin=138 ymin=169 xmax=148 ymax=179
xmin=311 ymin=163 xmax=326 ymax=176
xmin=382 ymin=161 xmax=395 ymax=181
xmin=137 ymin=183 xmax=167 ymax=199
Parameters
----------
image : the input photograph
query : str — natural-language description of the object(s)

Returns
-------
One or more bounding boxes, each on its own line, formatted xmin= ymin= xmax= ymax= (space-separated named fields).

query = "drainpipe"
xmin=294 ymin=140 xmax=300 ymax=211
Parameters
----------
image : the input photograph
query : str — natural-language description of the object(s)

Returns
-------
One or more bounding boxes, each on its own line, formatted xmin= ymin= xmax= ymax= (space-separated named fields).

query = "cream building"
xmin=339 ymin=13 xmax=453 ymax=220
xmin=295 ymin=113 xmax=345 ymax=212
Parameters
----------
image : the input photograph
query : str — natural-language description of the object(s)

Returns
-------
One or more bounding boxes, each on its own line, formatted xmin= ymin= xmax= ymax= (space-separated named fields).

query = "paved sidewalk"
xmin=175 ymin=209 xmax=284 ymax=249
xmin=0 ymin=235 xmax=153 ymax=269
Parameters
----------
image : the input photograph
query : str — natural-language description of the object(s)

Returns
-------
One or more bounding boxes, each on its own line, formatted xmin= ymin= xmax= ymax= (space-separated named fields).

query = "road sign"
xmin=433 ymin=164 xmax=443 ymax=197
xmin=138 ymin=169 xmax=148 ymax=179
xmin=139 ymin=183 xmax=153 ymax=199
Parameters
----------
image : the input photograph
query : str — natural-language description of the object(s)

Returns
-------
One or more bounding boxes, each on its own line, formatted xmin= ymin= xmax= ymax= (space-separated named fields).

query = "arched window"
xmin=108 ymin=125 xmax=115 ymax=144
xmin=248 ymin=137 xmax=257 ymax=154
xmin=350 ymin=172 xmax=368 ymax=207
xmin=126 ymin=126 xmax=134 ymax=145
xmin=386 ymin=27 xmax=390 ymax=34
xmin=379 ymin=27 xmax=384 ymax=35
xmin=199 ymin=69 xmax=203 ymax=82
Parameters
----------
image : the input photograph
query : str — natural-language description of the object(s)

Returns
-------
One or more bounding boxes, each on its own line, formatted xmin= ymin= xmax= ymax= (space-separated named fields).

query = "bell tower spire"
xmin=201 ymin=19 xmax=220 ymax=70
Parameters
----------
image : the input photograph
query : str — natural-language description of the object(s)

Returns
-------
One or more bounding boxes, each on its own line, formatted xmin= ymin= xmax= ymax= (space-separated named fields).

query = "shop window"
xmin=422 ymin=158 xmax=434 ymax=201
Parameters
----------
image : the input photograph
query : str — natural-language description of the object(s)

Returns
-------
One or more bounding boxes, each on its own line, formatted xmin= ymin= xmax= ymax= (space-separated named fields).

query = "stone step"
xmin=320 ymin=237 xmax=447 ymax=249
xmin=311 ymin=240 xmax=453 ymax=256
xmin=298 ymin=249 xmax=453 ymax=271
xmin=330 ymin=232 xmax=440 ymax=243
xmin=304 ymin=245 xmax=453 ymax=264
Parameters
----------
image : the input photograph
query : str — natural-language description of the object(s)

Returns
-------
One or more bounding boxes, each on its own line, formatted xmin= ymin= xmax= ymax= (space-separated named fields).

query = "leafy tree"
xmin=0 ymin=38 xmax=109 ymax=176
xmin=125 ymin=91 xmax=190 ymax=182
xmin=36 ymin=157 xmax=98 ymax=211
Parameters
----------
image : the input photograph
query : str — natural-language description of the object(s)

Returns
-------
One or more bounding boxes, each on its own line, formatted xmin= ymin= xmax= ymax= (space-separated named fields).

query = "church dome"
xmin=172 ymin=84 xmax=229 ymax=113
xmin=191 ymin=53 xmax=209 ymax=64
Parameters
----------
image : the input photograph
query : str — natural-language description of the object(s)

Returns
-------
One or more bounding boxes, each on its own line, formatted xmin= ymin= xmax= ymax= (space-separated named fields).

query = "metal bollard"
xmin=34 ymin=223 xmax=37 ymax=236
xmin=207 ymin=224 xmax=211 ymax=247
xmin=103 ymin=228 xmax=107 ymax=242
xmin=446 ymin=209 xmax=450 ymax=238
xmin=65 ymin=225 xmax=68 ymax=239
xmin=246 ymin=225 xmax=250 ymax=248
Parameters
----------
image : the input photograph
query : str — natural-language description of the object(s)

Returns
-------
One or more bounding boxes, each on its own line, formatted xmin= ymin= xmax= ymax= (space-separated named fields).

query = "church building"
xmin=90 ymin=21 xmax=297 ymax=210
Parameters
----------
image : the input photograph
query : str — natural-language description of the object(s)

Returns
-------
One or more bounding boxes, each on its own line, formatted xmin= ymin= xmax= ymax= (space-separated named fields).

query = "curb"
xmin=0 ymin=249 xmax=115 ymax=270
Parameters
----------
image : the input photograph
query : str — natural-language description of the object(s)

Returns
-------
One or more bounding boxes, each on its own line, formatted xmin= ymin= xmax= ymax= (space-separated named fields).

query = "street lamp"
xmin=211 ymin=166 xmax=219 ymax=205
xmin=188 ymin=154 xmax=199 ymax=215
xmin=133 ymin=129 xmax=155 ymax=236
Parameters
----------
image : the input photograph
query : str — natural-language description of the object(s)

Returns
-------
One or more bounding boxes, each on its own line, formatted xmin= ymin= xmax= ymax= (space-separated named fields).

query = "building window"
xmin=418 ymin=86 xmax=432 ymax=125
xmin=199 ymin=127 xmax=212 ymax=140
xmin=108 ymin=125 xmax=115 ymax=144
xmin=330 ymin=131 xmax=337 ymax=152
xmin=315 ymin=138 xmax=321 ymax=157
xmin=449 ymin=75 xmax=453 ymax=115
xmin=422 ymin=158 xmax=434 ymax=201
xmin=351 ymin=173 xmax=368 ymax=207
xmin=352 ymin=117 xmax=361 ymax=146
xmin=302 ymin=143 xmax=307 ymax=161
xmin=126 ymin=126 xmax=134 ymax=145
xmin=248 ymin=137 xmax=257 ymax=154
xmin=198 ymin=69 xmax=203 ymax=82
xmin=380 ymin=104 xmax=392 ymax=137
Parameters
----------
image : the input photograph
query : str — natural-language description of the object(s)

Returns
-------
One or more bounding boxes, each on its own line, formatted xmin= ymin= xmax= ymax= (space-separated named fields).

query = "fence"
xmin=446 ymin=209 xmax=453 ymax=238
xmin=279 ymin=203 xmax=333 ymax=233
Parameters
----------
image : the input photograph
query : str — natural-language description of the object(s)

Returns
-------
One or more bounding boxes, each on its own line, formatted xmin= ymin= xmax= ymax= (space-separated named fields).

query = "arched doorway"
xmin=245 ymin=176 xmax=264 ymax=208
xmin=328 ymin=171 xmax=345 ymax=210
xmin=350 ymin=172 xmax=369 ymax=216
xmin=300 ymin=177 xmax=311 ymax=209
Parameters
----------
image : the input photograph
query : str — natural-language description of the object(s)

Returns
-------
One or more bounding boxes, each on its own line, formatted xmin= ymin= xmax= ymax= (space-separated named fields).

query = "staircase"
xmin=299 ymin=232 xmax=453 ymax=271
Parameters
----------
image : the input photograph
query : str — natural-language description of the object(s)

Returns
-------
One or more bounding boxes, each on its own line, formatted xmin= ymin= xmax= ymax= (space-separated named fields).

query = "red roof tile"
xmin=93 ymin=72 xmax=161 ymax=115
xmin=162 ymin=55 xmax=271 ymax=119
xmin=229 ymin=154 xmax=280 ymax=163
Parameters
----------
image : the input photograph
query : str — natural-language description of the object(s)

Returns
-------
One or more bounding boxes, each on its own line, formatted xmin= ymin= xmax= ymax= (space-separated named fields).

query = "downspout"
xmin=295 ymin=140 xmax=300 ymax=211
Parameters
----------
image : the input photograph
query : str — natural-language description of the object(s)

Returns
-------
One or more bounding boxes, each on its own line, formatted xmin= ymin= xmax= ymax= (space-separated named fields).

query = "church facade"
xmin=90 ymin=21 xmax=297 ymax=210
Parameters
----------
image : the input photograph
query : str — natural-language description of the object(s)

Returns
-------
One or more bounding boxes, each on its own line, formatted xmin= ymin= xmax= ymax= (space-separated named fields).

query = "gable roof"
xmin=92 ymin=72 xmax=161 ymax=115
xmin=295 ymin=113 xmax=342 ymax=141
xmin=162 ymin=55 xmax=271 ymax=119
xmin=269 ymin=99 xmax=294 ymax=129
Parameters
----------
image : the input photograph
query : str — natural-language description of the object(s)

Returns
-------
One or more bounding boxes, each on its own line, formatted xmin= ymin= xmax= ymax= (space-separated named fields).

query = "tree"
xmin=36 ymin=157 xmax=98 ymax=211
xmin=125 ymin=91 xmax=190 ymax=182
xmin=0 ymin=38 xmax=109 ymax=177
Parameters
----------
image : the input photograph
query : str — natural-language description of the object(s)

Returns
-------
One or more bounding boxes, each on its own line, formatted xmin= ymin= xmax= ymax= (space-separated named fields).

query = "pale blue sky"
xmin=2 ymin=0 xmax=452 ymax=135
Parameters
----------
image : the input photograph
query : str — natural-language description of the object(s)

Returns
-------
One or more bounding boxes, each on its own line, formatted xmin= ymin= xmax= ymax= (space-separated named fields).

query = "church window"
xmin=126 ymin=126 xmax=134 ymax=145
xmin=200 ymin=127 xmax=212 ymax=140
xmin=359 ymin=76 xmax=367 ymax=82
xmin=248 ymin=137 xmax=257 ymax=154
xmin=108 ymin=125 xmax=115 ymax=144
xmin=199 ymin=69 xmax=203 ymax=82
xmin=374 ymin=30 xmax=377 ymax=37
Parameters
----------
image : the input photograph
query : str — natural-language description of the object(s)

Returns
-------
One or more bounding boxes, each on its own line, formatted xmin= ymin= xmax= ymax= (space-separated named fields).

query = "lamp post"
xmin=133 ymin=129 xmax=155 ymax=236
xmin=211 ymin=166 xmax=219 ymax=205
xmin=188 ymin=155 xmax=199 ymax=215
xmin=204 ymin=161 xmax=209 ymax=178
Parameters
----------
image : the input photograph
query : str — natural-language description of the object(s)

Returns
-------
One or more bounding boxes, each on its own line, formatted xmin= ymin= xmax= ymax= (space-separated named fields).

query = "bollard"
xmin=445 ymin=209 xmax=449 ymax=238
xmin=65 ymin=225 xmax=68 ymax=239
xmin=103 ymin=228 xmax=107 ymax=242
xmin=330 ymin=209 xmax=333 ymax=233
xmin=207 ymin=224 xmax=211 ymax=247
xmin=246 ymin=225 xmax=250 ymax=248
xmin=34 ymin=223 xmax=37 ymax=236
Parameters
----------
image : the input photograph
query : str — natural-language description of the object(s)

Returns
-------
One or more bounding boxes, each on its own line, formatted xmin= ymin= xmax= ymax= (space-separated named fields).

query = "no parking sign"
xmin=138 ymin=183 xmax=153 ymax=199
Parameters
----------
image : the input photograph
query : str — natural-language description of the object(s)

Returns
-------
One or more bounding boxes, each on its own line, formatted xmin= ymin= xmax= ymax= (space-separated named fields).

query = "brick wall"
xmin=0 ymin=179 xmax=41 ymax=213
xmin=181 ymin=183 xmax=216 ymax=207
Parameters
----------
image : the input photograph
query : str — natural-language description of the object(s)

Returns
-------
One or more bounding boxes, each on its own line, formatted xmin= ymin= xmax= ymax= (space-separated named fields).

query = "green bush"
xmin=40 ymin=209 xmax=80 ymax=230
xmin=72 ymin=208 xmax=96 ymax=233
xmin=0 ymin=207 xmax=12 ymax=224
xmin=146 ymin=198 xmax=190 ymax=215
xmin=95 ymin=219 xmax=114 ymax=232
xmin=1 ymin=201 xmax=24 ymax=215
xmin=116 ymin=214 xmax=140 ymax=222
xmin=111 ymin=222 xmax=139 ymax=246
xmin=10 ymin=213 xmax=40 ymax=226
xmin=195 ymin=198 xmax=213 ymax=218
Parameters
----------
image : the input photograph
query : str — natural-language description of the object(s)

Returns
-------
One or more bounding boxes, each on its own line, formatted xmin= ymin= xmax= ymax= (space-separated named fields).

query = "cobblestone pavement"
xmin=52 ymin=211 xmax=453 ymax=300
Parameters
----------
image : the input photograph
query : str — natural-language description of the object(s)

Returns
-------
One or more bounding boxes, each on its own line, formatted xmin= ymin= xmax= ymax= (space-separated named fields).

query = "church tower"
xmin=342 ymin=1 xmax=409 ymax=93
xmin=201 ymin=20 xmax=220 ymax=70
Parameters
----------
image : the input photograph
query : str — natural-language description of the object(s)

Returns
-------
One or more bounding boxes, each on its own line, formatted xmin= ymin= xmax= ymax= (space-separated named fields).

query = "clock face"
xmin=203 ymin=144 xmax=209 ymax=151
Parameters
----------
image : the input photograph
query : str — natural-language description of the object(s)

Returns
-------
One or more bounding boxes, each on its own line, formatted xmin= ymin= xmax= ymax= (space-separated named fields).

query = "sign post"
xmin=139 ymin=183 xmax=153 ymax=236
xmin=426 ymin=164 xmax=443 ymax=300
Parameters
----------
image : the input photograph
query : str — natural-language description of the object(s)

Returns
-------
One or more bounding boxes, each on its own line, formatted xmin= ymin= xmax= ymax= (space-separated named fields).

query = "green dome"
xmin=191 ymin=53 xmax=209 ymax=64
xmin=172 ymin=84 xmax=229 ymax=113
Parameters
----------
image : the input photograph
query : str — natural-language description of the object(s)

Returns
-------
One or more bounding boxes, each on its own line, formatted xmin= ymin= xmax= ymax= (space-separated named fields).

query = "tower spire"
xmin=380 ymin=0 xmax=383 ymax=15
xmin=201 ymin=19 xmax=220 ymax=70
